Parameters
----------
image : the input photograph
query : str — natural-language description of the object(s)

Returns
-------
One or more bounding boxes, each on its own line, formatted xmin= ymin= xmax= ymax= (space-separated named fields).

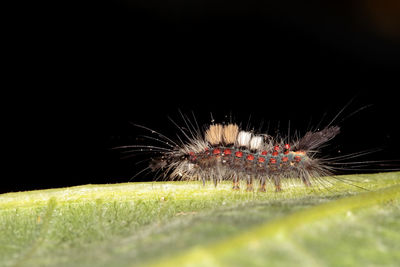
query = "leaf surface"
xmin=1 ymin=172 xmax=399 ymax=267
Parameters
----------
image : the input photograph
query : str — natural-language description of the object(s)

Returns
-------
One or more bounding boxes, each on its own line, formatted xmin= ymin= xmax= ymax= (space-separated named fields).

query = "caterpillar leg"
xmin=301 ymin=173 xmax=312 ymax=187
xmin=258 ymin=177 xmax=266 ymax=192
xmin=273 ymin=176 xmax=282 ymax=192
xmin=212 ymin=167 xmax=225 ymax=188
xmin=213 ymin=177 xmax=218 ymax=187
xmin=210 ymin=170 xmax=218 ymax=187
xmin=246 ymin=175 xmax=253 ymax=191
xmin=232 ymin=176 xmax=240 ymax=190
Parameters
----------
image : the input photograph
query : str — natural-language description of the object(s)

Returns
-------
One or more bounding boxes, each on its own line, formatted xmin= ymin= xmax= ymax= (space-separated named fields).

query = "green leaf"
xmin=1 ymin=172 xmax=399 ymax=267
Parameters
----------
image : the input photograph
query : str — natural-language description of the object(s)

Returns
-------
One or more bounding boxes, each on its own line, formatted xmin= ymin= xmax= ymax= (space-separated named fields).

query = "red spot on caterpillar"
xmin=235 ymin=151 xmax=243 ymax=158
xmin=269 ymin=158 xmax=277 ymax=164
xmin=274 ymin=145 xmax=280 ymax=151
xmin=261 ymin=151 xmax=268 ymax=155
xmin=284 ymin=144 xmax=290 ymax=150
xmin=282 ymin=156 xmax=288 ymax=162
xmin=258 ymin=157 xmax=266 ymax=163
xmin=272 ymin=151 xmax=279 ymax=156
xmin=284 ymin=150 xmax=289 ymax=155
xmin=188 ymin=152 xmax=197 ymax=161
xmin=224 ymin=149 xmax=232 ymax=155
xmin=247 ymin=154 xmax=255 ymax=161
xmin=294 ymin=155 xmax=302 ymax=162
xmin=213 ymin=148 xmax=221 ymax=155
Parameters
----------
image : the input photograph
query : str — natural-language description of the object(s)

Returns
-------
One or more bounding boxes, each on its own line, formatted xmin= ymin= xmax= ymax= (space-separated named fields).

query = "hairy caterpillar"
xmin=116 ymin=105 xmax=395 ymax=193
xmin=143 ymin=122 xmax=341 ymax=192
xmin=114 ymin=95 xmax=400 ymax=192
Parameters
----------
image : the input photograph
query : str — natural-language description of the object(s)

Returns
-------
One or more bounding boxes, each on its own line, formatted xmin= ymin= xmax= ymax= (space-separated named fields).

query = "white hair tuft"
xmin=250 ymin=136 xmax=264 ymax=151
xmin=237 ymin=131 xmax=252 ymax=148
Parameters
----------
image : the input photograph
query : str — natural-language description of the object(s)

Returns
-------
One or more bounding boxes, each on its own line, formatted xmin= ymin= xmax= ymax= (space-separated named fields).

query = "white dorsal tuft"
xmin=250 ymin=136 xmax=263 ymax=151
xmin=237 ymin=131 xmax=252 ymax=148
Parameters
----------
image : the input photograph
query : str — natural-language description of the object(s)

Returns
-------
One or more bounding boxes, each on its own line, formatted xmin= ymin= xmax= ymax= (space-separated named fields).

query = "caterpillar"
xmin=115 ymin=99 xmax=400 ymax=192
xmin=117 ymin=108 xmax=382 ymax=193
xmin=143 ymin=122 xmax=341 ymax=192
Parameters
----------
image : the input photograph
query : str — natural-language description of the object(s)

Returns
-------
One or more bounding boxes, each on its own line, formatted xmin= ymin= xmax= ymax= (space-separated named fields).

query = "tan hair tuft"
xmin=223 ymin=124 xmax=239 ymax=145
xmin=205 ymin=124 xmax=224 ymax=145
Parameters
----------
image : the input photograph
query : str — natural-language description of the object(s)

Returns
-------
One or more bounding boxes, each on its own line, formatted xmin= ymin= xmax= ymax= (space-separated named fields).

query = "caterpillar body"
xmin=132 ymin=119 xmax=344 ymax=192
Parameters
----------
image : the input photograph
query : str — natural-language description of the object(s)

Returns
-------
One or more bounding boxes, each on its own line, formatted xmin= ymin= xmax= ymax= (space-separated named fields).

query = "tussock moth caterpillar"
xmin=117 ymin=108 xmax=398 ymax=192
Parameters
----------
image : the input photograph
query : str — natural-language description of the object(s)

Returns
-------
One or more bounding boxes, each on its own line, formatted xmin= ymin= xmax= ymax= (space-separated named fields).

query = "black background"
xmin=5 ymin=0 xmax=400 ymax=194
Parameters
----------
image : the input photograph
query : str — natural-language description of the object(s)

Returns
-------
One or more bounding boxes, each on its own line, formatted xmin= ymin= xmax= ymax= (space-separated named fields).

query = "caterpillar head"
xmin=149 ymin=153 xmax=191 ymax=171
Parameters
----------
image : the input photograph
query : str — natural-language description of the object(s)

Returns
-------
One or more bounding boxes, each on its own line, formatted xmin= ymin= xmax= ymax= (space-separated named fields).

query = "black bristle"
xmin=295 ymin=126 xmax=341 ymax=151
